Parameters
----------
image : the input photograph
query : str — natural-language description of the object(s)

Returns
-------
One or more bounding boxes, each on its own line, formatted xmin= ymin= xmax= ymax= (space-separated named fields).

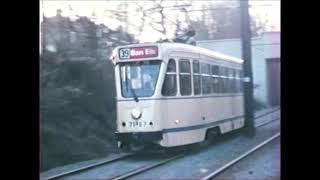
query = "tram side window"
xmin=220 ymin=67 xmax=227 ymax=93
xmin=224 ymin=68 xmax=229 ymax=93
xmin=234 ymin=70 xmax=238 ymax=93
xmin=209 ymin=65 xmax=214 ymax=93
xmin=162 ymin=59 xmax=177 ymax=96
xmin=212 ymin=65 xmax=219 ymax=93
xmin=235 ymin=69 xmax=240 ymax=93
xmin=225 ymin=67 xmax=229 ymax=93
xmin=229 ymin=68 xmax=235 ymax=93
xmin=201 ymin=63 xmax=211 ymax=94
xmin=193 ymin=60 xmax=201 ymax=95
xmin=232 ymin=69 xmax=237 ymax=93
xmin=219 ymin=67 xmax=223 ymax=93
xmin=179 ymin=59 xmax=192 ymax=96
xmin=227 ymin=68 xmax=233 ymax=93
xmin=239 ymin=70 xmax=243 ymax=93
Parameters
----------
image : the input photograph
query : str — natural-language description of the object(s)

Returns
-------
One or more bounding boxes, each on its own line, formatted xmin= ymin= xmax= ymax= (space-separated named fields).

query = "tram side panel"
xmin=218 ymin=96 xmax=245 ymax=133
xmin=202 ymin=96 xmax=232 ymax=134
xmin=160 ymin=98 xmax=206 ymax=147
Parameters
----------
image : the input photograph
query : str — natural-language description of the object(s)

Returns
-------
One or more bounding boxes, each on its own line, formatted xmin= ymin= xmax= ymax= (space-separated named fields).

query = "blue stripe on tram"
xmin=162 ymin=115 xmax=244 ymax=133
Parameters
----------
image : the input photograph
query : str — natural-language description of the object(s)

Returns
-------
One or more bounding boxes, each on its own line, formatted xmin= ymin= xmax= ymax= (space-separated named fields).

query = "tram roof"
xmin=112 ymin=42 xmax=244 ymax=64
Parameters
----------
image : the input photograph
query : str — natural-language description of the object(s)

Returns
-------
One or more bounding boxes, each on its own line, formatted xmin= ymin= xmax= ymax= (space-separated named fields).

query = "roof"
xmin=114 ymin=42 xmax=243 ymax=63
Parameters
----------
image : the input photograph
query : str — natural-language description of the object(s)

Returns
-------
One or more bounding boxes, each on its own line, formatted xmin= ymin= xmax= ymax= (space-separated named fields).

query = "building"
xmin=196 ymin=32 xmax=280 ymax=107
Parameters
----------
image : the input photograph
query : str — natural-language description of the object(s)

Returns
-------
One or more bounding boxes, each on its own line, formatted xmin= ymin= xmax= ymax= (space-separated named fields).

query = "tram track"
xmin=195 ymin=109 xmax=280 ymax=180
xmin=255 ymin=117 xmax=280 ymax=127
xmin=254 ymin=107 xmax=280 ymax=120
xmin=121 ymin=116 xmax=280 ymax=180
xmin=254 ymin=107 xmax=280 ymax=127
xmin=111 ymin=154 xmax=185 ymax=180
xmin=201 ymin=132 xmax=280 ymax=180
xmin=40 ymin=108 xmax=280 ymax=180
xmin=40 ymin=153 xmax=135 ymax=180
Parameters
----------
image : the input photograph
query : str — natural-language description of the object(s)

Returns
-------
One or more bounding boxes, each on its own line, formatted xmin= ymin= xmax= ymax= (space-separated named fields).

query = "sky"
xmin=40 ymin=0 xmax=280 ymax=43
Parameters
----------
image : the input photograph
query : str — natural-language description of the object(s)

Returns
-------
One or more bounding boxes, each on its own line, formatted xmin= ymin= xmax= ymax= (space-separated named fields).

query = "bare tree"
xmin=99 ymin=1 xmax=267 ymax=42
xmin=133 ymin=2 xmax=148 ymax=39
xmin=147 ymin=0 xmax=168 ymax=39
xmin=131 ymin=0 xmax=192 ymax=41
xmin=187 ymin=1 xmax=268 ymax=40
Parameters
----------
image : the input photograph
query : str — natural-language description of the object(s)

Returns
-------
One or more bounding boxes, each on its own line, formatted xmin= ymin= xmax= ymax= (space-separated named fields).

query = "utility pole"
xmin=240 ymin=0 xmax=255 ymax=136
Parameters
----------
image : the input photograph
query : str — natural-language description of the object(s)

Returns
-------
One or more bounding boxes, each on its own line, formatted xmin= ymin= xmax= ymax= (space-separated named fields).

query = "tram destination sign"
xmin=119 ymin=46 xmax=158 ymax=60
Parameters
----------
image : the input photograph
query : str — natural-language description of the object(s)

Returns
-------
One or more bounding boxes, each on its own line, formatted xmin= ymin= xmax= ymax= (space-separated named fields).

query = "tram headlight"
xmin=131 ymin=108 xmax=142 ymax=120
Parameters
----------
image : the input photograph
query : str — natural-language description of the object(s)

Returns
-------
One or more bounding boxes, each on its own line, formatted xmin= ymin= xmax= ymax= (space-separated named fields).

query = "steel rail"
xmin=111 ymin=154 xmax=185 ymax=180
xmin=41 ymin=153 xmax=134 ymax=180
xmin=255 ymin=117 xmax=280 ymax=127
xmin=254 ymin=107 xmax=280 ymax=120
xmin=41 ymin=108 xmax=280 ymax=180
xmin=201 ymin=132 xmax=280 ymax=180
xmin=109 ymin=114 xmax=281 ymax=180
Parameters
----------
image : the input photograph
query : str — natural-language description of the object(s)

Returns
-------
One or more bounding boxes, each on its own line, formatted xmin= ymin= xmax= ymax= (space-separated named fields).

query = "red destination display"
xmin=119 ymin=46 xmax=158 ymax=60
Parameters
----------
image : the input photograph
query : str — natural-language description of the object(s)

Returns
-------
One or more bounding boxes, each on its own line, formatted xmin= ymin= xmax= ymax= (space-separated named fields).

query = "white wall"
xmin=196 ymin=32 xmax=280 ymax=106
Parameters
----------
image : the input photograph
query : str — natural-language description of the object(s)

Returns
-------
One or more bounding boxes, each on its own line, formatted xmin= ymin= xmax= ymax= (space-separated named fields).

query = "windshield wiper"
xmin=124 ymin=65 xmax=139 ymax=102
xmin=129 ymin=83 xmax=139 ymax=102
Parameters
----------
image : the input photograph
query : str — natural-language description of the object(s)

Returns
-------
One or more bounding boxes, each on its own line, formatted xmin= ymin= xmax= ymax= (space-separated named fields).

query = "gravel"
xmin=128 ymin=111 xmax=280 ymax=179
xmin=213 ymin=137 xmax=280 ymax=180
xmin=40 ymin=108 xmax=280 ymax=180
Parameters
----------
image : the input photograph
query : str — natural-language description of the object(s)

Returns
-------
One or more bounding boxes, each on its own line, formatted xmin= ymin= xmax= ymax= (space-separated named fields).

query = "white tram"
xmin=110 ymin=43 xmax=244 ymax=150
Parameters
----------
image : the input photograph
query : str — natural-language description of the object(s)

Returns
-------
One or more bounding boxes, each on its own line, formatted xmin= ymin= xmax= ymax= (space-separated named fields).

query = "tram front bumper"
xmin=115 ymin=131 xmax=163 ymax=142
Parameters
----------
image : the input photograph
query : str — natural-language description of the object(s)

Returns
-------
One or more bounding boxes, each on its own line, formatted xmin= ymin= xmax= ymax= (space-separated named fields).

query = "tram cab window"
xmin=193 ymin=60 xmax=201 ymax=95
xmin=162 ymin=59 xmax=177 ymax=96
xmin=201 ymin=63 xmax=211 ymax=94
xmin=120 ymin=60 xmax=161 ymax=98
xmin=179 ymin=59 xmax=191 ymax=96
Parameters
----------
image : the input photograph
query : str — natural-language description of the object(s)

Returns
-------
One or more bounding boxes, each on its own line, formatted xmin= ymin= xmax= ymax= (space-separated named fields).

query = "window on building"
xmin=201 ymin=63 xmax=211 ymax=94
xmin=162 ymin=59 xmax=177 ymax=96
xmin=179 ymin=59 xmax=191 ymax=96
xmin=193 ymin=60 xmax=201 ymax=95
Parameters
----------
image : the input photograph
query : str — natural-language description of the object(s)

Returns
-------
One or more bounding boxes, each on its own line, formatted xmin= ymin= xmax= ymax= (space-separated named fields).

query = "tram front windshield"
xmin=120 ymin=60 xmax=161 ymax=98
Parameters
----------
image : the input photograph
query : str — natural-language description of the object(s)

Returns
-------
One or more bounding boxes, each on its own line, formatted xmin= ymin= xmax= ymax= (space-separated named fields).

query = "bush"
xmin=40 ymin=54 xmax=119 ymax=172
